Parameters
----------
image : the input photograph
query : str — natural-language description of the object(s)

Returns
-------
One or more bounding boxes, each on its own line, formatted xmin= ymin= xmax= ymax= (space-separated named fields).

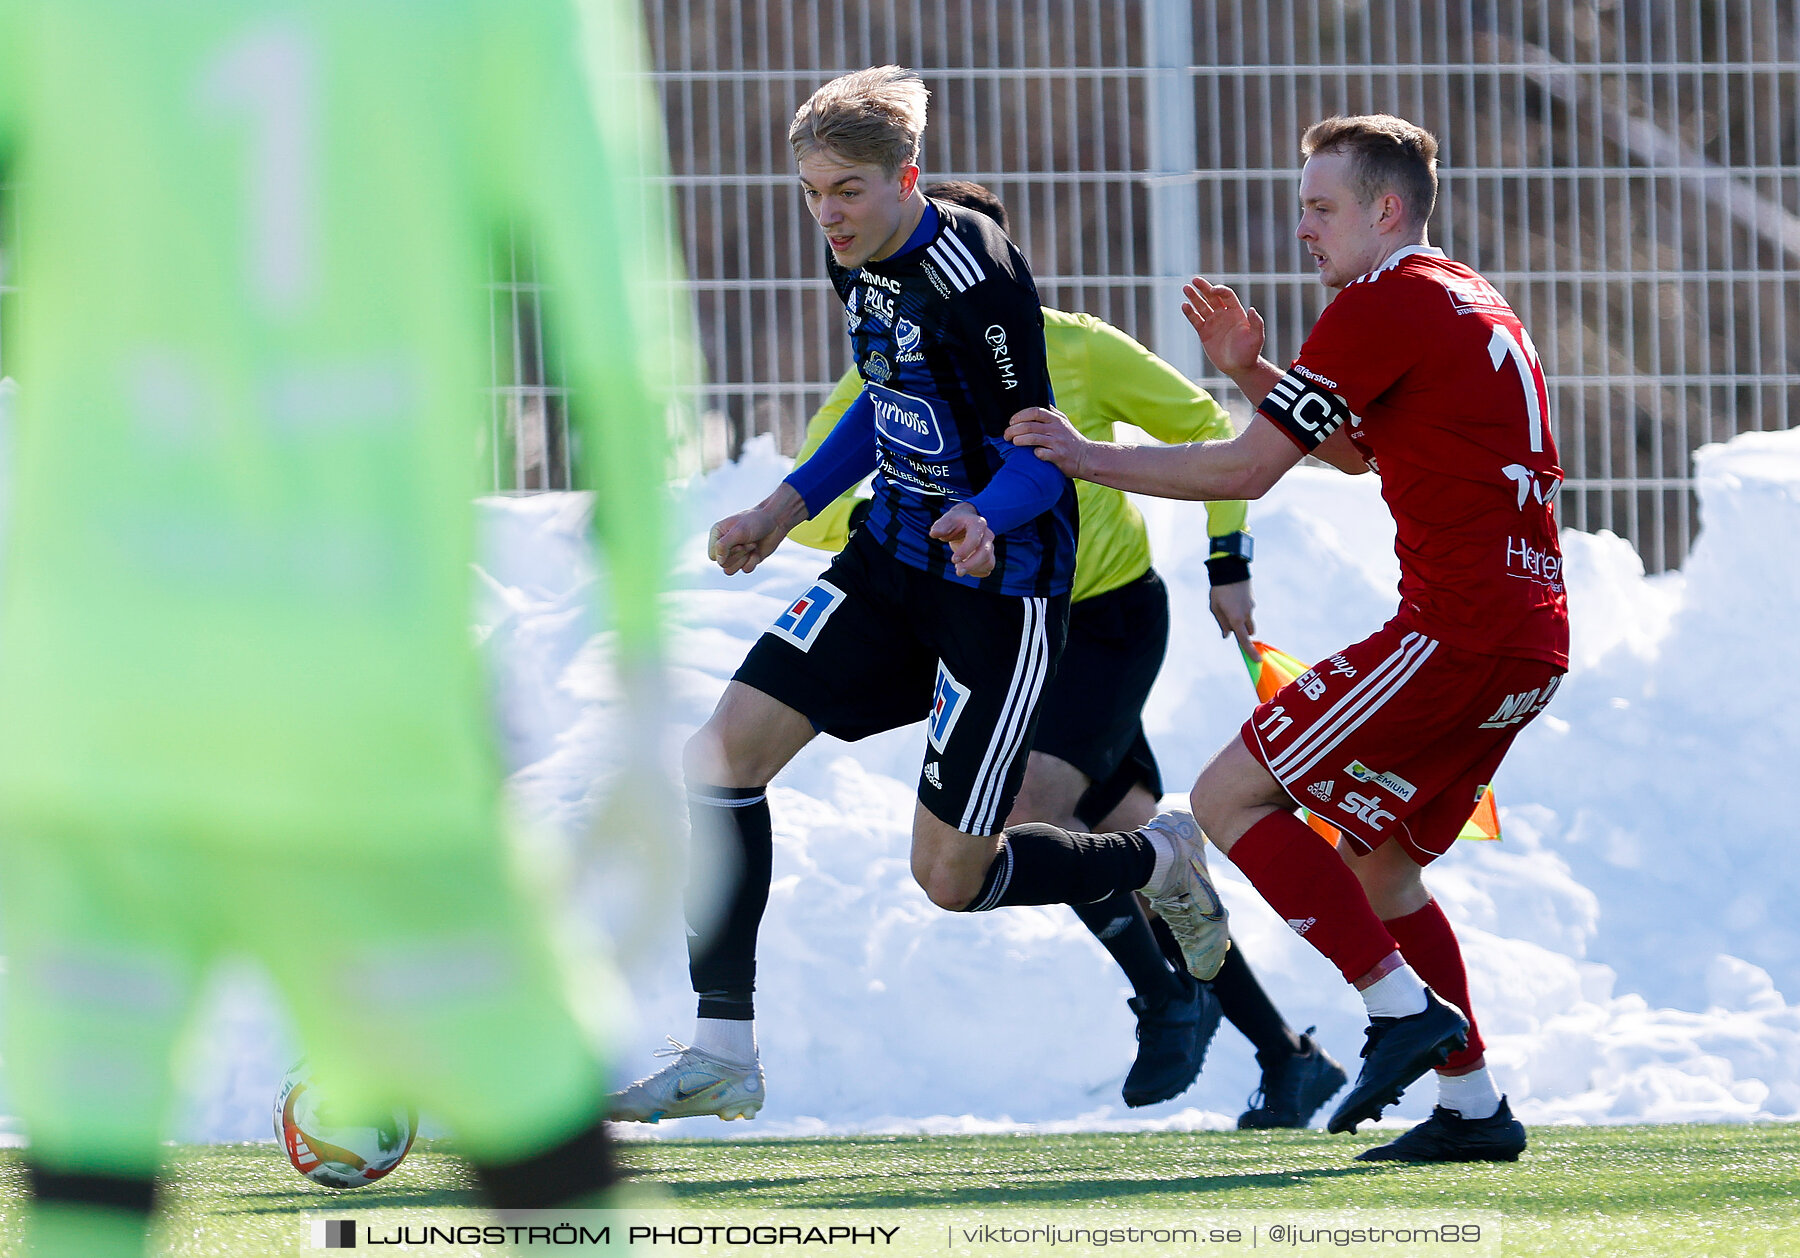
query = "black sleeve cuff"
xmin=1206 ymin=556 xmax=1251 ymax=587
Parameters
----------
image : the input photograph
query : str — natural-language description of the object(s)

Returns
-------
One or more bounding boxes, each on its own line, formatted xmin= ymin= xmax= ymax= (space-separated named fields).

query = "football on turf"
xmin=273 ymin=1061 xmax=417 ymax=1189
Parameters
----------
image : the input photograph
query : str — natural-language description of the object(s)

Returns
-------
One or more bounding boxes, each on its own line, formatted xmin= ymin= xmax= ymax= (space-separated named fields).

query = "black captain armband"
xmin=1257 ymin=367 xmax=1352 ymax=451
xmin=1206 ymin=531 xmax=1253 ymax=586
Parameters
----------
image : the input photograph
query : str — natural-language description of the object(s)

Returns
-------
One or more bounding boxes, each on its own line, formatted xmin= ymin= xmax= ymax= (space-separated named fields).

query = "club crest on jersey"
xmin=769 ymin=580 xmax=846 ymax=653
xmin=868 ymin=382 xmax=946 ymax=456
xmin=896 ymin=317 xmax=922 ymax=358
xmin=862 ymin=353 xmax=892 ymax=384
xmin=927 ymin=662 xmax=971 ymax=752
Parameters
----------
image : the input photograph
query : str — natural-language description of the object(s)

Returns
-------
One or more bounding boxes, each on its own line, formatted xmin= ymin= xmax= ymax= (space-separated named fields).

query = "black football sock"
xmin=963 ymin=822 xmax=1156 ymax=912
xmin=1207 ymin=943 xmax=1303 ymax=1063
xmin=685 ymin=785 xmax=773 ymax=1022
xmin=1072 ymin=889 xmax=1185 ymax=1004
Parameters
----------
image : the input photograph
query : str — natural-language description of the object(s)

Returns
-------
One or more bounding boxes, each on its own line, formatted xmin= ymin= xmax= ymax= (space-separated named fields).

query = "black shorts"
xmin=1030 ymin=568 xmax=1169 ymax=825
xmin=734 ymin=530 xmax=1069 ymax=837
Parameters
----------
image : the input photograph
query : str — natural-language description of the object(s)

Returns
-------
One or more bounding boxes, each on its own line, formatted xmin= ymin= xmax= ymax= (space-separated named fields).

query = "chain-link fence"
xmin=643 ymin=0 xmax=1800 ymax=572
xmin=4 ymin=3 xmax=1797 ymax=572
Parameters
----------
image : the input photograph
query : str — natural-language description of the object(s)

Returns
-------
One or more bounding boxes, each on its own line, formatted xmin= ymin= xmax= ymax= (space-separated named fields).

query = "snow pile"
xmin=54 ymin=425 xmax=1800 ymax=1141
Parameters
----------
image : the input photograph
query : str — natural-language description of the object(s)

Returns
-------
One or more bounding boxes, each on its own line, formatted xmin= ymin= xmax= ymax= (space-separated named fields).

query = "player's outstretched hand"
xmin=1004 ymin=405 xmax=1089 ymax=478
xmin=929 ymin=501 xmax=996 ymax=578
xmin=706 ymin=483 xmax=809 ymax=576
xmin=1208 ymin=578 xmax=1257 ymax=659
xmin=1182 ymin=277 xmax=1265 ymax=377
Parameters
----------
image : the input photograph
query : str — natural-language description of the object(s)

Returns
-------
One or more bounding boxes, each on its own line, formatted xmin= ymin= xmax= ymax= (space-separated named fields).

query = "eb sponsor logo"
xmin=769 ymin=580 xmax=846 ymax=653
xmin=927 ymin=662 xmax=971 ymax=752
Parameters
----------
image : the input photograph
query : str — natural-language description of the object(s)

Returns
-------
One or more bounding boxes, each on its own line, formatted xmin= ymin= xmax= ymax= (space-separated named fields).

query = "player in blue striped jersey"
xmin=613 ymin=67 xmax=1231 ymax=1123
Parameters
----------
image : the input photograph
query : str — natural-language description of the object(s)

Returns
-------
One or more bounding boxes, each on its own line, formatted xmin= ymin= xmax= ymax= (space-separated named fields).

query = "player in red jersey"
xmin=1006 ymin=114 xmax=1566 ymax=1162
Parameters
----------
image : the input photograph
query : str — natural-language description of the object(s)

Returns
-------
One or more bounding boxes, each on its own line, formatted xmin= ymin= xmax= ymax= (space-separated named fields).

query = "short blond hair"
xmin=1302 ymin=114 xmax=1439 ymax=227
xmin=789 ymin=66 xmax=929 ymax=177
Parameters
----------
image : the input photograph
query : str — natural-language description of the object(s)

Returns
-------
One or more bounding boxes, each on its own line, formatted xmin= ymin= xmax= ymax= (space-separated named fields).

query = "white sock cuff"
xmin=1360 ymin=965 xmax=1430 ymax=1019
xmin=1143 ymin=827 xmax=1176 ymax=896
xmin=692 ymin=1017 xmax=757 ymax=1065
xmin=1436 ymin=1069 xmax=1502 ymax=1120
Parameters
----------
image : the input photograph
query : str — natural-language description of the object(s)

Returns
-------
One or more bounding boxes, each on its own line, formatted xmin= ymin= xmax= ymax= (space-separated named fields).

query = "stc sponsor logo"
xmin=1505 ymin=535 xmax=1563 ymax=584
xmin=868 ymin=383 xmax=946 ymax=456
xmin=985 ymin=324 xmax=1018 ymax=390
xmin=1337 ymin=790 xmax=1395 ymax=831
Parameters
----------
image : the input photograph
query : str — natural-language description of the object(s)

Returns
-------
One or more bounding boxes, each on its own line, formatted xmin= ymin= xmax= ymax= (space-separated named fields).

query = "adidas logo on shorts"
xmin=1306 ymin=780 xmax=1335 ymax=801
xmin=1285 ymin=916 xmax=1317 ymax=936
xmin=924 ymin=761 xmax=942 ymax=789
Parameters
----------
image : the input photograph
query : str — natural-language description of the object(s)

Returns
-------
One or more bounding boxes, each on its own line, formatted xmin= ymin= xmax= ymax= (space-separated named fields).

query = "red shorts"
xmin=1241 ymin=619 xmax=1564 ymax=865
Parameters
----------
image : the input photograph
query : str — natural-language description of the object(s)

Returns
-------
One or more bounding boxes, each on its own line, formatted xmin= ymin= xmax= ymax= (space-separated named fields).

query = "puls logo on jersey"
xmin=896 ymin=317 xmax=923 ymax=362
xmin=769 ymin=580 xmax=846 ymax=653
xmin=868 ymin=382 xmax=946 ymax=456
xmin=927 ymin=662 xmax=971 ymax=752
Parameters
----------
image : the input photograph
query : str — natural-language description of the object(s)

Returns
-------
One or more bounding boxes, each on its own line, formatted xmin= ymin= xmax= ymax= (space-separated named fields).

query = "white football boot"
xmin=1142 ymin=809 xmax=1232 ymax=981
xmin=608 ymin=1038 xmax=765 ymax=1123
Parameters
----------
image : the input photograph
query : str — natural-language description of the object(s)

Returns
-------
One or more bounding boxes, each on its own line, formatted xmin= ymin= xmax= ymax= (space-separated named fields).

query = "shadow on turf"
xmin=218 ymin=1185 xmax=483 ymax=1214
xmin=658 ymin=1165 xmax=1385 ymax=1208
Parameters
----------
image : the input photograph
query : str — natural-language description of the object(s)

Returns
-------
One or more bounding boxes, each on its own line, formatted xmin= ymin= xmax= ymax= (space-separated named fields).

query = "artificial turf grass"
xmin=0 ymin=1124 xmax=1796 ymax=1256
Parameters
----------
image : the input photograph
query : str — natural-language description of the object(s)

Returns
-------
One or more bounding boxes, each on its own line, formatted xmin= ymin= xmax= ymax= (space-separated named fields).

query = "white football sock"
xmin=1142 ymin=827 xmax=1176 ymax=896
xmin=1436 ymin=1068 xmax=1502 ymax=1119
xmin=692 ymin=1018 xmax=757 ymax=1064
xmin=1360 ymin=965 xmax=1430 ymax=1019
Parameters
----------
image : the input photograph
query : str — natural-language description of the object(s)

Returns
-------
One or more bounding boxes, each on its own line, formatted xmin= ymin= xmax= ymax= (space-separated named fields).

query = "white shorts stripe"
xmin=1265 ymin=632 xmax=1426 ymax=781
xmin=958 ymin=597 xmax=1049 ymax=835
xmin=1266 ymin=633 xmax=1439 ymax=784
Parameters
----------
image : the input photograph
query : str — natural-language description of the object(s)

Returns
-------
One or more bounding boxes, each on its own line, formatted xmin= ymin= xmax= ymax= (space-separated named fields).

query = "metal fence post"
xmin=1144 ymin=0 xmax=1200 ymax=380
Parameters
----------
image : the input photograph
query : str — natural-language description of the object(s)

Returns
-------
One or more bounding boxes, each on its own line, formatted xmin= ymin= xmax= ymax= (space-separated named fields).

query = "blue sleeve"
xmin=784 ymin=391 xmax=878 ymax=516
xmin=968 ymin=439 xmax=1069 ymax=536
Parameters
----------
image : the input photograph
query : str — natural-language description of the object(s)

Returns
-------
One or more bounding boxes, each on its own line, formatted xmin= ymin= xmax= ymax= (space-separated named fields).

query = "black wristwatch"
xmin=1206 ymin=531 xmax=1253 ymax=587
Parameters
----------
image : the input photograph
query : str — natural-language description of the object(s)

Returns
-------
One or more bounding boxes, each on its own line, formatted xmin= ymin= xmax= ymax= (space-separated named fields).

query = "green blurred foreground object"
xmin=0 ymin=0 xmax=689 ymax=1253
xmin=0 ymin=1126 xmax=1789 ymax=1258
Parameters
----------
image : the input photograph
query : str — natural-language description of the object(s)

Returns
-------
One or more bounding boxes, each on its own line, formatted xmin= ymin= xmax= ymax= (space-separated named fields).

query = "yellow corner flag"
xmin=1239 ymin=641 xmax=1501 ymax=843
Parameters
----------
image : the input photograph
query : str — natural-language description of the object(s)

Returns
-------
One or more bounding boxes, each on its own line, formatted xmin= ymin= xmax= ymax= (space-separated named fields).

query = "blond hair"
xmin=1302 ymin=114 xmax=1439 ymax=227
xmin=789 ymin=66 xmax=929 ymax=176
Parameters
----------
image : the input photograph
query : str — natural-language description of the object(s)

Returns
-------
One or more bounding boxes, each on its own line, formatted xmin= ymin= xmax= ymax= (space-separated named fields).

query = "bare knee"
xmin=912 ymin=861 xmax=983 ymax=911
xmin=910 ymin=811 xmax=1001 ymax=911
